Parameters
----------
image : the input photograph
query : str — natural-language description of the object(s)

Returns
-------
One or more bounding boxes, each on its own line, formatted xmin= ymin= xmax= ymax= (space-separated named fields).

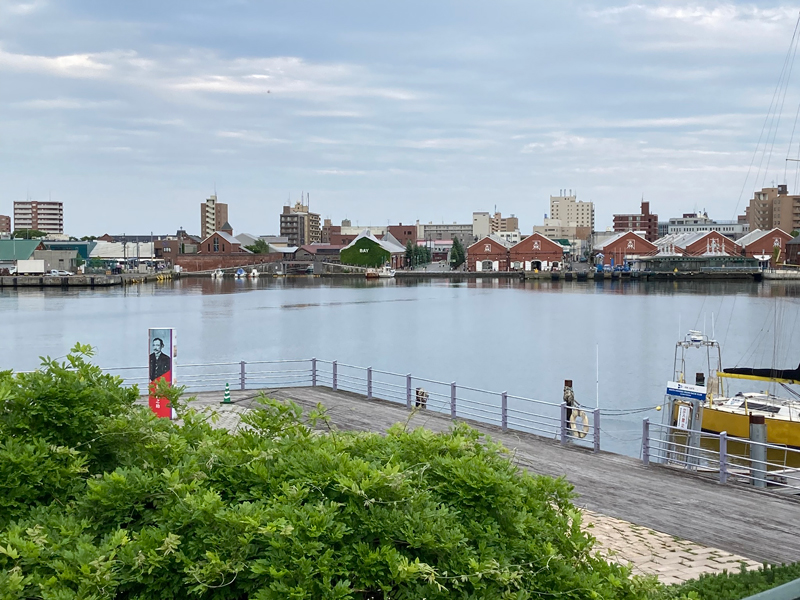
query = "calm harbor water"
xmin=2 ymin=276 xmax=800 ymax=456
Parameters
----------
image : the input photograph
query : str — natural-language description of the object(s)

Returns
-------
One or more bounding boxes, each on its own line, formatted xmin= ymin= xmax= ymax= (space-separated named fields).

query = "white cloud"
xmin=13 ymin=97 xmax=124 ymax=110
xmin=587 ymin=3 xmax=797 ymax=49
xmin=400 ymin=138 xmax=494 ymax=150
xmin=0 ymin=47 xmax=111 ymax=77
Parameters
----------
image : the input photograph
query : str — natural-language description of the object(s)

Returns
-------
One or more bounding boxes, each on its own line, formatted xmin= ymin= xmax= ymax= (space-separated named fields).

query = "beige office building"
xmin=200 ymin=195 xmax=229 ymax=239
xmin=549 ymin=192 xmax=594 ymax=231
xmin=14 ymin=201 xmax=64 ymax=234
xmin=746 ymin=185 xmax=800 ymax=233
xmin=280 ymin=200 xmax=321 ymax=246
xmin=0 ymin=215 xmax=10 ymax=234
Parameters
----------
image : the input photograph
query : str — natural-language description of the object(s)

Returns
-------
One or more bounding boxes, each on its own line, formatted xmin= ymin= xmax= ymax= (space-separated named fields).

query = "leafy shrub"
xmin=0 ymin=346 xmax=665 ymax=599
xmin=665 ymin=562 xmax=800 ymax=600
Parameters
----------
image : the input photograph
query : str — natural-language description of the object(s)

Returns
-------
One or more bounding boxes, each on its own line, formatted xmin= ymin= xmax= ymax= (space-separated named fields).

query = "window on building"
xmin=213 ymin=238 xmax=219 ymax=252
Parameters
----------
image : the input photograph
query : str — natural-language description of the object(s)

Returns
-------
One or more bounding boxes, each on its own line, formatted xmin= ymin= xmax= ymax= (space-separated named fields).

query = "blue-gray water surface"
xmin=2 ymin=276 xmax=799 ymax=457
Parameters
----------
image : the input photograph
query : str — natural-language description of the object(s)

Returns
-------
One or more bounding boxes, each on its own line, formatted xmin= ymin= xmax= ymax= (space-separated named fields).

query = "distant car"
xmin=579 ymin=257 xmax=588 ymax=263
xmin=50 ymin=269 xmax=73 ymax=276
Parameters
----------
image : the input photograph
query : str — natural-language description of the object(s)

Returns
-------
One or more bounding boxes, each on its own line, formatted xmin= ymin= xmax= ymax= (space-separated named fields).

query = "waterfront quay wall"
xmin=0 ymin=274 xmax=122 ymax=287
xmin=175 ymin=254 xmax=283 ymax=272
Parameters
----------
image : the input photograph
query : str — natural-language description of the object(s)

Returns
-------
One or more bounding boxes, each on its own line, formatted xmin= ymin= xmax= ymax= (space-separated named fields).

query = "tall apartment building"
xmin=549 ymin=191 xmax=594 ymax=231
xmin=0 ymin=215 xmax=10 ymax=234
xmin=746 ymin=185 xmax=800 ymax=233
xmin=200 ymin=195 xmax=229 ymax=239
xmin=613 ymin=201 xmax=659 ymax=242
xmin=14 ymin=200 xmax=64 ymax=234
xmin=280 ymin=200 xmax=321 ymax=246
xmin=472 ymin=211 xmax=519 ymax=240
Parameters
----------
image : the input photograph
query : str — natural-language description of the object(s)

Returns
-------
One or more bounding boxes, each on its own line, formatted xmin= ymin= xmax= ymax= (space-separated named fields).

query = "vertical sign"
xmin=148 ymin=328 xmax=176 ymax=418
xmin=676 ymin=404 xmax=691 ymax=430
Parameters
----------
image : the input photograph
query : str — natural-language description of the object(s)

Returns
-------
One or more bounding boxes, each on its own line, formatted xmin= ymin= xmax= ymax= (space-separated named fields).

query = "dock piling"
xmin=749 ymin=415 xmax=767 ymax=488
xmin=593 ymin=408 xmax=600 ymax=453
xmin=719 ymin=431 xmax=728 ymax=484
xmin=332 ymin=361 xmax=338 ymax=391
xmin=642 ymin=418 xmax=650 ymax=466
xmin=311 ymin=358 xmax=317 ymax=387
xmin=406 ymin=374 xmax=412 ymax=409
xmin=501 ymin=391 xmax=508 ymax=431
xmin=239 ymin=361 xmax=246 ymax=391
xmin=450 ymin=382 xmax=456 ymax=418
xmin=560 ymin=403 xmax=568 ymax=445
xmin=367 ymin=367 xmax=373 ymax=399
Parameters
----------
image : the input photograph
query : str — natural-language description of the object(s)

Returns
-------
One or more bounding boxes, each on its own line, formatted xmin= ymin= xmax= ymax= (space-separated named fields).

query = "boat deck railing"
xmin=94 ymin=358 xmax=601 ymax=452
xmin=642 ymin=419 xmax=800 ymax=494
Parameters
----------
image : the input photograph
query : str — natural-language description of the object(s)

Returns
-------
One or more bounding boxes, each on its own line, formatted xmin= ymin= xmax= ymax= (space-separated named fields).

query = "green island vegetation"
xmin=0 ymin=344 xmax=796 ymax=599
xmin=245 ymin=239 xmax=270 ymax=254
xmin=449 ymin=238 xmax=466 ymax=269
xmin=404 ymin=241 xmax=432 ymax=268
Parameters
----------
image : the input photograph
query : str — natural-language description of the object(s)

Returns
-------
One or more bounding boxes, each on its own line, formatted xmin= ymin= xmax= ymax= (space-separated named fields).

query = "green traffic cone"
xmin=222 ymin=382 xmax=231 ymax=404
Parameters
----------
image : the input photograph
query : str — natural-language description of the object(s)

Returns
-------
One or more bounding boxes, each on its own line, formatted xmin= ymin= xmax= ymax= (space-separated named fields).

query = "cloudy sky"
xmin=2 ymin=1 xmax=800 ymax=236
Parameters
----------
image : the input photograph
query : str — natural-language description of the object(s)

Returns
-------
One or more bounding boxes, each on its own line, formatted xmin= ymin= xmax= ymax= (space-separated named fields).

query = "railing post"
xmin=642 ymin=418 xmax=650 ymax=466
xmin=367 ymin=367 xmax=372 ymax=399
xmin=311 ymin=358 xmax=317 ymax=387
xmin=406 ymin=374 xmax=412 ymax=409
xmin=450 ymin=382 xmax=456 ymax=418
xmin=239 ymin=361 xmax=246 ymax=391
xmin=719 ymin=431 xmax=728 ymax=485
xmin=560 ymin=403 xmax=568 ymax=445
xmin=593 ymin=408 xmax=600 ymax=453
xmin=501 ymin=391 xmax=508 ymax=432
xmin=332 ymin=361 xmax=338 ymax=391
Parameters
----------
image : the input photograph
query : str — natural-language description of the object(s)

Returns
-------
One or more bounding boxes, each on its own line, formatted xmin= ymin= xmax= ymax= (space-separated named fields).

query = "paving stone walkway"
xmin=188 ymin=402 xmax=763 ymax=585
xmin=583 ymin=511 xmax=761 ymax=585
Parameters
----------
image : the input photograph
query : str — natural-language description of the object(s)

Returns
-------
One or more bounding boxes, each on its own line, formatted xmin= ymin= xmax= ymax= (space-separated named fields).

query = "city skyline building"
xmin=200 ymin=194 xmax=229 ymax=239
xmin=613 ymin=200 xmax=659 ymax=242
xmin=549 ymin=191 xmax=594 ymax=231
xmin=0 ymin=215 xmax=10 ymax=234
xmin=280 ymin=198 xmax=321 ymax=246
xmin=13 ymin=200 xmax=64 ymax=235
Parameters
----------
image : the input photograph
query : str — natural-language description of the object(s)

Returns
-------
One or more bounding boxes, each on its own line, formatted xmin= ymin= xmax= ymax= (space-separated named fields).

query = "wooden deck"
xmin=192 ymin=386 xmax=800 ymax=565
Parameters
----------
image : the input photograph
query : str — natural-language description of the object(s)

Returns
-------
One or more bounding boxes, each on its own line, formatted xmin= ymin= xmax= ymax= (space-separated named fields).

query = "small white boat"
xmin=249 ymin=268 xmax=259 ymax=278
xmin=235 ymin=268 xmax=246 ymax=279
xmin=366 ymin=265 xmax=396 ymax=279
xmin=211 ymin=268 xmax=224 ymax=279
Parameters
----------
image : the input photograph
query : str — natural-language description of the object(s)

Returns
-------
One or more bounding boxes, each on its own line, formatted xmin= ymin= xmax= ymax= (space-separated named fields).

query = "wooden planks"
xmin=190 ymin=386 xmax=800 ymax=565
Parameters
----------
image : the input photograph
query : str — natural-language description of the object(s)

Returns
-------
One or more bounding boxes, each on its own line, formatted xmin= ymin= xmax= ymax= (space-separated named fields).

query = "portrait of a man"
xmin=149 ymin=336 xmax=171 ymax=381
xmin=148 ymin=328 xmax=175 ymax=419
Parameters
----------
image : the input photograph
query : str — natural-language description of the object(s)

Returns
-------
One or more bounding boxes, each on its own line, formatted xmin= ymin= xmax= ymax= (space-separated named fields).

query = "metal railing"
xmin=641 ymin=418 xmax=800 ymax=493
xmin=99 ymin=357 xmax=600 ymax=451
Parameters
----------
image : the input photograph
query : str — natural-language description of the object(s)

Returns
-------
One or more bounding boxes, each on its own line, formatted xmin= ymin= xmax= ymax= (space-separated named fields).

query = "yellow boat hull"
xmin=702 ymin=405 xmax=800 ymax=448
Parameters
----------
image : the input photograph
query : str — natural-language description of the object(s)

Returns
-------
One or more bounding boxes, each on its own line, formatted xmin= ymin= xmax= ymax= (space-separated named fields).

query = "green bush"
xmin=0 ymin=346 xmax=665 ymax=598
xmin=664 ymin=562 xmax=800 ymax=600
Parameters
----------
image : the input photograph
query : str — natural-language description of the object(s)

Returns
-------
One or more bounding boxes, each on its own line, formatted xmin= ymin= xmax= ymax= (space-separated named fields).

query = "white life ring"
xmin=570 ymin=410 xmax=589 ymax=438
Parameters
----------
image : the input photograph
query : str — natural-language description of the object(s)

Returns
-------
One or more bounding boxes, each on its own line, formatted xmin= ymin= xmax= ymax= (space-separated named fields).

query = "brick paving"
xmin=582 ymin=510 xmax=761 ymax=585
xmin=186 ymin=402 xmax=763 ymax=585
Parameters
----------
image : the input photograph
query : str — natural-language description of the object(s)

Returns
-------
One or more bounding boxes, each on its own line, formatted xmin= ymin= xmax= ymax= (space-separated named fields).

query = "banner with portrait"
xmin=148 ymin=328 xmax=176 ymax=418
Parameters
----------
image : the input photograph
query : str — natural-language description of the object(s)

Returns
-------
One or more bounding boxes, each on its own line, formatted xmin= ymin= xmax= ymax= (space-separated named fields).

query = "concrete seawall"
xmin=0 ymin=274 xmax=123 ymax=287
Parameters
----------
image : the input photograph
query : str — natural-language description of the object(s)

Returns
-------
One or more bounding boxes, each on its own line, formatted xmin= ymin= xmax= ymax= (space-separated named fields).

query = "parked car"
xmin=50 ymin=269 xmax=73 ymax=276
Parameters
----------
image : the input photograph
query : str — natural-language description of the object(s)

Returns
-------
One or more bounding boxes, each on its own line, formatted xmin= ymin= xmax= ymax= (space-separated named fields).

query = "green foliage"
xmin=12 ymin=229 xmax=46 ymax=239
xmin=791 ymin=230 xmax=799 ymax=238
xmin=404 ymin=241 xmax=431 ymax=268
xmin=245 ymin=239 xmax=270 ymax=254
xmin=450 ymin=238 xmax=466 ymax=269
xmin=664 ymin=562 xmax=800 ymax=600
xmin=341 ymin=237 xmax=391 ymax=268
xmin=0 ymin=346 xmax=665 ymax=599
